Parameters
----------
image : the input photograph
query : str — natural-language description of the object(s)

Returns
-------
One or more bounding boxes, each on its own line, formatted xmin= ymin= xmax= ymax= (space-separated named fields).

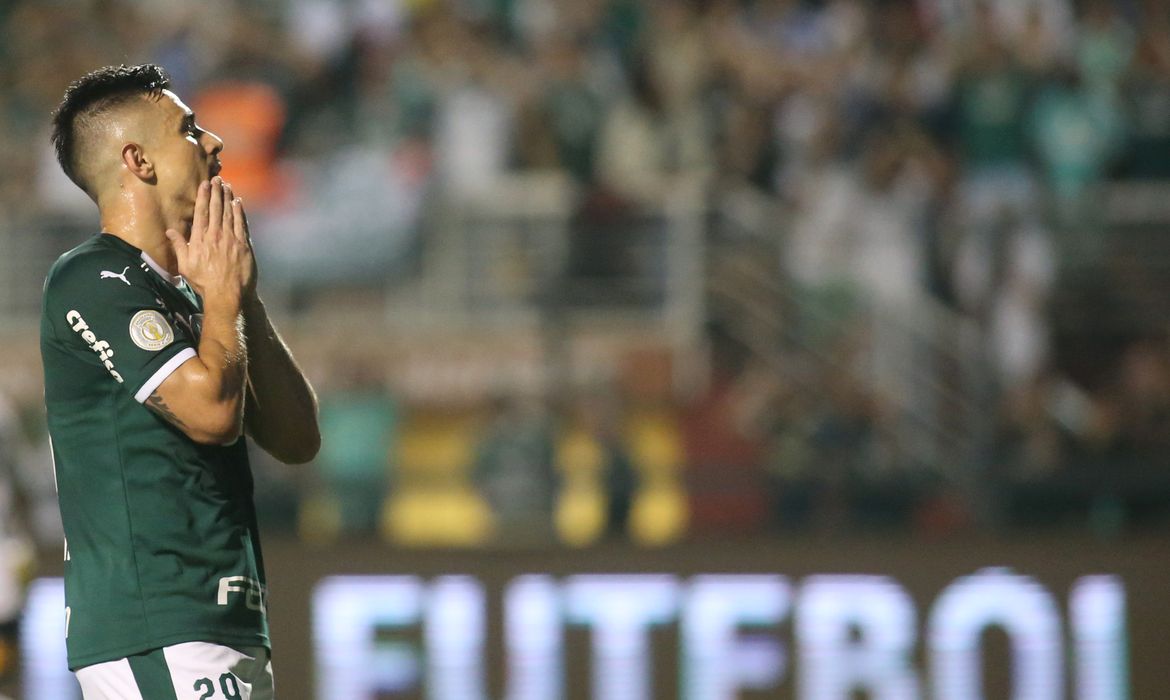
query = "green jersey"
xmin=40 ymin=233 xmax=268 ymax=670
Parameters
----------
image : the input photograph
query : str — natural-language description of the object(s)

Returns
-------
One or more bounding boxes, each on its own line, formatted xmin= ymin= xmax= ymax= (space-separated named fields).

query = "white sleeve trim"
xmin=133 ymin=348 xmax=197 ymax=403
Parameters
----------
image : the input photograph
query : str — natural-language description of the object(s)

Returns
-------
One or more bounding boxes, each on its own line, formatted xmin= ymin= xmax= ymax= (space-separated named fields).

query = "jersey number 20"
xmin=194 ymin=673 xmax=241 ymax=700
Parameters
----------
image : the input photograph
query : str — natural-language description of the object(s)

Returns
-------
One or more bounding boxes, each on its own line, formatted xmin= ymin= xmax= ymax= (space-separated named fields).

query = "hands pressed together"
xmin=165 ymin=176 xmax=257 ymax=311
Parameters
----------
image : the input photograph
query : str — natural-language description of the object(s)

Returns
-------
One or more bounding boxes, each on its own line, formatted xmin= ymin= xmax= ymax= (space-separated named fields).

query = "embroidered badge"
xmin=128 ymin=310 xmax=174 ymax=351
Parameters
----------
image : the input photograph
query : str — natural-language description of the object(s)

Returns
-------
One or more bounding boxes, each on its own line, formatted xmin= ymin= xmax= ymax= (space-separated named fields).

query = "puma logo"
xmin=100 ymin=266 xmax=131 ymax=286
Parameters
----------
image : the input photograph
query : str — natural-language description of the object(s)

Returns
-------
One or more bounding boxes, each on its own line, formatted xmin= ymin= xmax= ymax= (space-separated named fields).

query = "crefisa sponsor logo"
xmin=65 ymin=310 xmax=123 ymax=383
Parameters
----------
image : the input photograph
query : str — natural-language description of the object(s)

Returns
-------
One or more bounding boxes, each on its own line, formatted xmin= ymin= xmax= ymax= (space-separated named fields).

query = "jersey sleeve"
xmin=44 ymin=253 xmax=197 ymax=404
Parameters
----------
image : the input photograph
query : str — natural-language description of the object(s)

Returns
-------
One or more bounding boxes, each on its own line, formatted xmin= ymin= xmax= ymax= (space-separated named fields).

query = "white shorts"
xmin=75 ymin=641 xmax=274 ymax=700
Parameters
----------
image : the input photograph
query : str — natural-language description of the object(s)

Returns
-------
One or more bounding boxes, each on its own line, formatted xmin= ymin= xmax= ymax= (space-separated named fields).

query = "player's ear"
xmin=121 ymin=142 xmax=154 ymax=182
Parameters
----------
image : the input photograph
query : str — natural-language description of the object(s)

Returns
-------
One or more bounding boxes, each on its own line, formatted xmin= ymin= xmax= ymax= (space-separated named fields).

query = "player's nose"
xmin=202 ymin=129 xmax=224 ymax=157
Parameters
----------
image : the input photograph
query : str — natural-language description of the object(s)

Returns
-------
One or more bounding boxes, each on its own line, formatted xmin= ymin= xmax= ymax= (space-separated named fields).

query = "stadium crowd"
xmin=2 ymin=0 xmax=1170 ymax=567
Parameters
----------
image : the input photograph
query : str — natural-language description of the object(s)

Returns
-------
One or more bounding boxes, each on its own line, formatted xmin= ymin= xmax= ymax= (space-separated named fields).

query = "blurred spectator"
xmin=682 ymin=327 xmax=771 ymax=536
xmin=193 ymin=81 xmax=289 ymax=210
xmin=251 ymin=139 xmax=428 ymax=304
xmin=1028 ymin=63 xmax=1123 ymax=251
xmin=595 ymin=52 xmax=711 ymax=206
xmin=305 ymin=356 xmax=398 ymax=538
xmin=1117 ymin=5 xmax=1170 ymax=179
xmin=556 ymin=388 xmax=638 ymax=543
xmin=0 ymin=394 xmax=34 ymax=699
xmin=992 ymin=372 xmax=1080 ymax=527
xmin=1012 ymin=4 xmax=1074 ymax=75
xmin=787 ymin=123 xmax=934 ymax=308
xmin=955 ymin=212 xmax=1056 ymax=389
xmin=514 ymin=32 xmax=605 ymax=183
xmin=472 ymin=393 xmax=558 ymax=539
xmin=951 ymin=1 xmax=1038 ymax=237
xmin=1111 ymin=340 xmax=1170 ymax=454
xmin=1076 ymin=0 xmax=1135 ymax=100
xmin=430 ymin=16 xmax=517 ymax=200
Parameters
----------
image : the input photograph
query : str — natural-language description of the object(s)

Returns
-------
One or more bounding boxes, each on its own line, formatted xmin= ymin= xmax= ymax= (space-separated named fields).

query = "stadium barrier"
xmin=19 ymin=534 xmax=1168 ymax=699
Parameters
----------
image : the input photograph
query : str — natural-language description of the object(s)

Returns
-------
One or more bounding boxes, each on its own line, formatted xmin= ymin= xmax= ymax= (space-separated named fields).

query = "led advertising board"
xmin=17 ymin=536 xmax=1169 ymax=699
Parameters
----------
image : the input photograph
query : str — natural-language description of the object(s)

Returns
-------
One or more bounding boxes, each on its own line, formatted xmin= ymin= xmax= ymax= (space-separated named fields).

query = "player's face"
xmin=150 ymin=90 xmax=223 ymax=230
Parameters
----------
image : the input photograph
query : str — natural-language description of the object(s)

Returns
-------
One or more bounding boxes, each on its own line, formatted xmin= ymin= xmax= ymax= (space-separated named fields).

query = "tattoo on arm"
xmin=145 ymin=390 xmax=187 ymax=430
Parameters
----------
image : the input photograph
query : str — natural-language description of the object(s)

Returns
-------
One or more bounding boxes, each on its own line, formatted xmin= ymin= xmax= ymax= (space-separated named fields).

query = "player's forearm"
xmin=242 ymin=296 xmax=320 ymax=463
xmin=147 ymin=309 xmax=247 ymax=445
xmin=187 ymin=300 xmax=248 ymax=442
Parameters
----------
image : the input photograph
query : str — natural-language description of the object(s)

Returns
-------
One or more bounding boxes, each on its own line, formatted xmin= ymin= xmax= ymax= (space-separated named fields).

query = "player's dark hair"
xmin=50 ymin=64 xmax=171 ymax=195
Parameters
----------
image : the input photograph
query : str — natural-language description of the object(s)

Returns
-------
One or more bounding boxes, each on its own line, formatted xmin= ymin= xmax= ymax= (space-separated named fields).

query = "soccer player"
xmin=41 ymin=64 xmax=320 ymax=699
